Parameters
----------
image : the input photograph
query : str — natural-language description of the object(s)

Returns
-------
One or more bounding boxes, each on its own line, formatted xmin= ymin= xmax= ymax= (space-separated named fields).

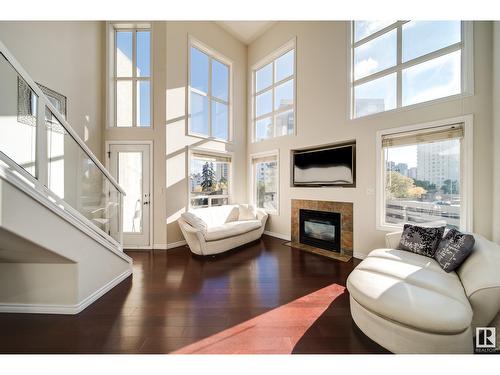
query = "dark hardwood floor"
xmin=0 ymin=235 xmax=388 ymax=354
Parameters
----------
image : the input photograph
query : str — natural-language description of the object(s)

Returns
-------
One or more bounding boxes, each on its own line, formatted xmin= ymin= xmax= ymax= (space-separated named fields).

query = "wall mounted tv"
xmin=291 ymin=141 xmax=356 ymax=187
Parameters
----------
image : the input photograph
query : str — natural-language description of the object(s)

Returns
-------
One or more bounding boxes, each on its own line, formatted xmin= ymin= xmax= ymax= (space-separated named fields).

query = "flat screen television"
xmin=291 ymin=141 xmax=356 ymax=187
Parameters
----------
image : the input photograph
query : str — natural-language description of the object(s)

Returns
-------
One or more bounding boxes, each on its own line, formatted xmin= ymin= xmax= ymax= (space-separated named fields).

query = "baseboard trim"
xmin=0 ymin=268 xmax=132 ymax=315
xmin=124 ymin=245 xmax=153 ymax=250
xmin=353 ymin=251 xmax=367 ymax=260
xmin=153 ymin=243 xmax=168 ymax=250
xmin=167 ymin=240 xmax=187 ymax=249
xmin=264 ymin=230 xmax=291 ymax=241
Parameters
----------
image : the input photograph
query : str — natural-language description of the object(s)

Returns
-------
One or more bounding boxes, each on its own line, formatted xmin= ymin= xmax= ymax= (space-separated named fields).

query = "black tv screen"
xmin=292 ymin=142 xmax=356 ymax=187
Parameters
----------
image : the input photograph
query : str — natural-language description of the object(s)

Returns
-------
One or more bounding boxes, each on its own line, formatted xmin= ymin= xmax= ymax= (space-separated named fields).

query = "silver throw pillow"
xmin=434 ymin=229 xmax=475 ymax=273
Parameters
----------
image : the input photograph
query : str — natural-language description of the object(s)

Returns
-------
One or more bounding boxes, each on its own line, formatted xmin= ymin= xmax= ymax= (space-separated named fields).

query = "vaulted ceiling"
xmin=216 ymin=21 xmax=276 ymax=44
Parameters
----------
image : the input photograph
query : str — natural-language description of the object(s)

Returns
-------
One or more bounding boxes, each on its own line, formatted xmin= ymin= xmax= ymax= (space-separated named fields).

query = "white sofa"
xmin=178 ymin=204 xmax=268 ymax=256
xmin=347 ymin=231 xmax=500 ymax=354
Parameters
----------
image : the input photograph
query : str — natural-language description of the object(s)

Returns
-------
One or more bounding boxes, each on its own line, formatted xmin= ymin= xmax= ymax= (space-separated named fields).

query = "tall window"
xmin=189 ymin=40 xmax=231 ymax=141
xmin=352 ymin=21 xmax=471 ymax=118
xmin=189 ymin=152 xmax=231 ymax=208
xmin=251 ymin=152 xmax=279 ymax=213
xmin=114 ymin=27 xmax=151 ymax=127
xmin=252 ymin=40 xmax=295 ymax=142
xmin=378 ymin=120 xmax=472 ymax=231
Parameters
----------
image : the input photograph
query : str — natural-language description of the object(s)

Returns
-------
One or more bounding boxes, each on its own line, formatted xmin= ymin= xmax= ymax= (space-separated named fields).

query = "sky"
xmin=386 ymin=140 xmax=460 ymax=170
xmin=117 ymin=30 xmax=151 ymax=126
xmin=354 ymin=21 xmax=462 ymax=116
xmin=386 ymin=145 xmax=417 ymax=168
xmin=189 ymin=46 xmax=230 ymax=139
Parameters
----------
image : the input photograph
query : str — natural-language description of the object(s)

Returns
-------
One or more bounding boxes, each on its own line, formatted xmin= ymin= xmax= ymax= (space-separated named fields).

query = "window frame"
xmin=249 ymin=150 xmax=280 ymax=215
xmin=251 ymin=38 xmax=297 ymax=143
xmin=109 ymin=23 xmax=153 ymax=128
xmin=187 ymin=146 xmax=233 ymax=209
xmin=349 ymin=21 xmax=474 ymax=119
xmin=187 ymin=36 xmax=233 ymax=143
xmin=375 ymin=115 xmax=474 ymax=232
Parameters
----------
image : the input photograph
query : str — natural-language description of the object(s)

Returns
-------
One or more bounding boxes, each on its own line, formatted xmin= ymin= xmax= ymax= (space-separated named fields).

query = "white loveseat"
xmin=347 ymin=231 xmax=500 ymax=354
xmin=178 ymin=204 xmax=268 ymax=256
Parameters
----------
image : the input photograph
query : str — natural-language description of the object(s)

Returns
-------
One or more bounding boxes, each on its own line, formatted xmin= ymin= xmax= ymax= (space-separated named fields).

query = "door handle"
xmin=143 ymin=201 xmax=150 ymax=205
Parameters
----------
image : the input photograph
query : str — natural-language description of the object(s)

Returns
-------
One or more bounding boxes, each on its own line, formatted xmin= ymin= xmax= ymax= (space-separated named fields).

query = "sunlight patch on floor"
xmin=173 ymin=283 xmax=345 ymax=354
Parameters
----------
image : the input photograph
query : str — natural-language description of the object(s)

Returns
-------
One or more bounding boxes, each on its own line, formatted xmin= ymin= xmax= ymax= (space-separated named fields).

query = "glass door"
xmin=109 ymin=143 xmax=151 ymax=247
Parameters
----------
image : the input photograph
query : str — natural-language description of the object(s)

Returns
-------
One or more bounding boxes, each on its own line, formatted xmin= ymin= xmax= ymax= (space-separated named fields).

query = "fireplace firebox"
xmin=299 ymin=209 xmax=341 ymax=252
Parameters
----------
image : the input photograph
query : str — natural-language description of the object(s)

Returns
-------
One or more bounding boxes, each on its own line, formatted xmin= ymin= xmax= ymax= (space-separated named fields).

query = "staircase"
xmin=0 ymin=40 xmax=132 ymax=314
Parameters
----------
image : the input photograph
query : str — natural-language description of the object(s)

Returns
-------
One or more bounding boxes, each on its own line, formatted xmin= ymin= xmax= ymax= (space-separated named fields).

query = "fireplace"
xmin=299 ymin=209 xmax=341 ymax=252
xmin=291 ymin=199 xmax=353 ymax=260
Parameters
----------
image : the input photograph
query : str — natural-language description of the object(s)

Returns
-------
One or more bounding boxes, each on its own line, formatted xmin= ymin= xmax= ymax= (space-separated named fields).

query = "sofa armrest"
xmin=179 ymin=219 xmax=202 ymax=234
xmin=256 ymin=208 xmax=269 ymax=226
xmin=178 ymin=218 xmax=207 ymax=255
xmin=385 ymin=231 xmax=403 ymax=249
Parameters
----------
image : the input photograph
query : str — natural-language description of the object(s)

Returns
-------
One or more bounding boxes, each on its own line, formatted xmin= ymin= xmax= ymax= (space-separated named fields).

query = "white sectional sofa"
xmin=347 ymin=231 xmax=500 ymax=354
xmin=178 ymin=204 xmax=268 ymax=256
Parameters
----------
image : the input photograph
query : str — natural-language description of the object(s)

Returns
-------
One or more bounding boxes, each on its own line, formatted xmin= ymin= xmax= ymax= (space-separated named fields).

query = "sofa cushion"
xmin=347 ymin=248 xmax=472 ymax=334
xmin=238 ymin=204 xmax=257 ymax=221
xmin=397 ymin=224 xmax=445 ymax=257
xmin=434 ymin=229 xmax=475 ymax=272
xmin=204 ymin=220 xmax=262 ymax=241
xmin=181 ymin=205 xmax=239 ymax=232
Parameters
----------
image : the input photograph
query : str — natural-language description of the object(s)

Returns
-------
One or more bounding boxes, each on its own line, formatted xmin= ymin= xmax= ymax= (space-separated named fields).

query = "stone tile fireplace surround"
xmin=291 ymin=199 xmax=353 ymax=259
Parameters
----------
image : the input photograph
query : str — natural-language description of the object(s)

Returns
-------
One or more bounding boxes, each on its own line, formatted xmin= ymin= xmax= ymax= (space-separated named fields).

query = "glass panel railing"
xmin=45 ymin=108 xmax=122 ymax=242
xmin=0 ymin=45 xmax=124 ymax=246
xmin=0 ymin=54 xmax=38 ymax=176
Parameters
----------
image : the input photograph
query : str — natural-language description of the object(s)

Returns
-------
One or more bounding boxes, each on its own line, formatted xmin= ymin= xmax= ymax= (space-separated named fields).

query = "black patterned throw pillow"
xmin=434 ymin=229 xmax=475 ymax=272
xmin=397 ymin=224 xmax=445 ymax=257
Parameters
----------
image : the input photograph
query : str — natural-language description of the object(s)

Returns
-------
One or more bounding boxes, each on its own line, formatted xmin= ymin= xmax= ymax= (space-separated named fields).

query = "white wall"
xmin=493 ymin=21 xmax=500 ymax=244
xmin=106 ymin=22 xmax=247 ymax=247
xmin=0 ymin=21 xmax=105 ymax=159
xmin=165 ymin=22 xmax=248 ymax=245
xmin=0 ymin=21 xmax=120 ymax=235
xmin=0 ymin=57 xmax=36 ymax=174
xmin=1 ymin=21 xmax=494 ymax=252
xmin=0 ymin=263 xmax=77 ymax=305
xmin=105 ymin=22 xmax=168 ymax=248
xmin=0 ymin=175 xmax=132 ymax=312
xmin=0 ymin=21 xmax=246 ymax=248
xmin=247 ymin=21 xmax=494 ymax=257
